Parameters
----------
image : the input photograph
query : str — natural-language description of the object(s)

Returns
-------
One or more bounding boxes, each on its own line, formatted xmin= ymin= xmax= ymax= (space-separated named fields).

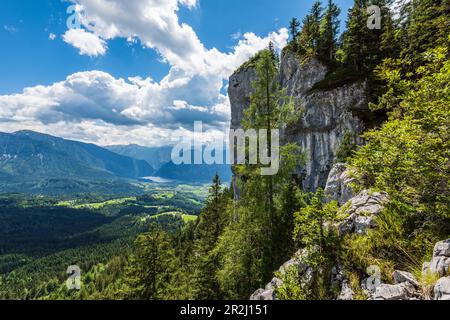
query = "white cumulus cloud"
xmin=62 ymin=28 xmax=108 ymax=57
xmin=0 ymin=0 xmax=289 ymax=147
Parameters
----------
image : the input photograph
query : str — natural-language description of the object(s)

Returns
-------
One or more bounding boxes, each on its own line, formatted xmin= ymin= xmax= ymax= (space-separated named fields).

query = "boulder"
xmin=279 ymin=249 xmax=313 ymax=276
xmin=250 ymin=288 xmax=275 ymax=301
xmin=354 ymin=215 xmax=378 ymax=235
xmin=338 ymin=190 xmax=390 ymax=236
xmin=393 ymin=270 xmax=420 ymax=288
xmin=337 ymin=281 xmax=354 ymax=300
xmin=265 ymin=277 xmax=283 ymax=291
xmin=434 ymin=277 xmax=450 ymax=300
xmin=325 ymin=163 xmax=357 ymax=206
xmin=373 ymin=283 xmax=418 ymax=300
xmin=422 ymin=239 xmax=450 ymax=277
xmin=330 ymin=265 xmax=345 ymax=288
xmin=430 ymin=256 xmax=450 ymax=277
xmin=434 ymin=239 xmax=450 ymax=257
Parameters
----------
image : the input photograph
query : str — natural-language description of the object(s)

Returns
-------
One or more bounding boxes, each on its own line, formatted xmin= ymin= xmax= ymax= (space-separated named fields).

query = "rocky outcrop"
xmin=373 ymin=282 xmax=419 ymax=300
xmin=360 ymin=270 xmax=420 ymax=300
xmin=393 ymin=270 xmax=420 ymax=288
xmin=229 ymin=51 xmax=368 ymax=192
xmin=366 ymin=240 xmax=450 ymax=301
xmin=255 ymin=161 xmax=450 ymax=301
xmin=229 ymin=67 xmax=256 ymax=131
xmin=434 ymin=239 xmax=450 ymax=257
xmin=429 ymin=240 xmax=450 ymax=277
xmin=325 ymin=163 xmax=357 ymax=205
xmin=250 ymin=249 xmax=314 ymax=300
xmin=279 ymin=52 xmax=327 ymax=97
xmin=250 ymin=278 xmax=283 ymax=301
xmin=338 ymin=190 xmax=390 ymax=236
xmin=422 ymin=240 xmax=450 ymax=278
xmin=337 ymin=281 xmax=354 ymax=300
xmin=284 ymin=81 xmax=366 ymax=191
xmin=434 ymin=277 xmax=450 ymax=300
xmin=422 ymin=239 xmax=450 ymax=300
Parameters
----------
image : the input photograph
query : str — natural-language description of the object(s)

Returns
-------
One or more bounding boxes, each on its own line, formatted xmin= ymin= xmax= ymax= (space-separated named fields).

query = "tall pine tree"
xmin=125 ymin=225 xmax=175 ymax=300
xmin=299 ymin=1 xmax=324 ymax=57
xmin=318 ymin=0 xmax=341 ymax=63
xmin=192 ymin=174 xmax=230 ymax=300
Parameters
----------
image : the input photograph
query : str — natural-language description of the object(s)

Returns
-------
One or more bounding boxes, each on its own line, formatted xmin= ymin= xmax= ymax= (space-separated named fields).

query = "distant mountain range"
xmin=0 ymin=131 xmax=231 ymax=195
xmin=156 ymin=161 xmax=232 ymax=183
xmin=0 ymin=131 xmax=155 ymax=181
xmin=106 ymin=144 xmax=172 ymax=170
xmin=107 ymin=144 xmax=232 ymax=183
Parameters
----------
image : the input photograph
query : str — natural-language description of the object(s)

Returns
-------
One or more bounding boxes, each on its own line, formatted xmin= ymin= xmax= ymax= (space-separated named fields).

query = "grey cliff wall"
xmin=228 ymin=50 xmax=368 ymax=191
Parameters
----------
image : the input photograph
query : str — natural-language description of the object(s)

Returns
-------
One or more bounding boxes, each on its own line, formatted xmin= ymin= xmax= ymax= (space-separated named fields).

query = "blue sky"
xmin=0 ymin=0 xmax=354 ymax=146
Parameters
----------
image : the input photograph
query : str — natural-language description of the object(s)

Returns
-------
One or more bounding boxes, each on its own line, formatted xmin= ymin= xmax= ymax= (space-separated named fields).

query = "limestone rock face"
xmin=229 ymin=51 xmax=368 ymax=192
xmin=249 ymin=277 xmax=283 ymax=300
xmin=338 ymin=190 xmax=390 ymax=236
xmin=279 ymin=52 xmax=327 ymax=97
xmin=229 ymin=67 xmax=256 ymax=131
xmin=325 ymin=163 xmax=357 ymax=205
xmin=285 ymin=81 xmax=366 ymax=191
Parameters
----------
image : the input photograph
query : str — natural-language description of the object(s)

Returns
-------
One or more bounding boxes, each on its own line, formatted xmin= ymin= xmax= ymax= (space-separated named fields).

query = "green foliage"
xmin=275 ymin=189 xmax=343 ymax=301
xmin=310 ymin=66 xmax=364 ymax=92
xmin=342 ymin=0 xmax=395 ymax=73
xmin=289 ymin=18 xmax=301 ymax=42
xmin=2 ymin=0 xmax=449 ymax=302
xmin=290 ymin=0 xmax=340 ymax=64
xmin=191 ymin=175 xmax=231 ymax=300
xmin=294 ymin=190 xmax=339 ymax=254
xmin=276 ymin=266 xmax=311 ymax=300
xmin=336 ymin=43 xmax=450 ymax=296
xmin=351 ymin=47 xmax=450 ymax=219
xmin=400 ymin=0 xmax=450 ymax=69
xmin=335 ymin=131 xmax=359 ymax=163
xmin=318 ymin=0 xmax=341 ymax=63
xmin=235 ymin=51 xmax=265 ymax=73
xmin=298 ymin=1 xmax=323 ymax=58
xmin=0 ymin=186 xmax=201 ymax=299
xmin=125 ymin=225 xmax=176 ymax=300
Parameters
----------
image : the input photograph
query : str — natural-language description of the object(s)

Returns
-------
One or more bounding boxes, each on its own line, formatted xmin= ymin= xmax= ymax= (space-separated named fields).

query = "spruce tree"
xmin=318 ymin=0 xmax=341 ymax=63
xmin=289 ymin=17 xmax=301 ymax=51
xmin=342 ymin=0 xmax=399 ymax=72
xmin=299 ymin=1 xmax=323 ymax=57
xmin=273 ymin=178 xmax=307 ymax=264
xmin=289 ymin=17 xmax=301 ymax=41
xmin=192 ymin=174 xmax=230 ymax=300
xmin=125 ymin=225 xmax=175 ymax=300
xmin=342 ymin=0 xmax=369 ymax=71
xmin=402 ymin=0 xmax=450 ymax=69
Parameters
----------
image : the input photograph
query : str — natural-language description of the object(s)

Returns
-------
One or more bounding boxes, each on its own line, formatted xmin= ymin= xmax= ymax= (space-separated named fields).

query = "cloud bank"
xmin=0 ymin=0 xmax=288 ymax=147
